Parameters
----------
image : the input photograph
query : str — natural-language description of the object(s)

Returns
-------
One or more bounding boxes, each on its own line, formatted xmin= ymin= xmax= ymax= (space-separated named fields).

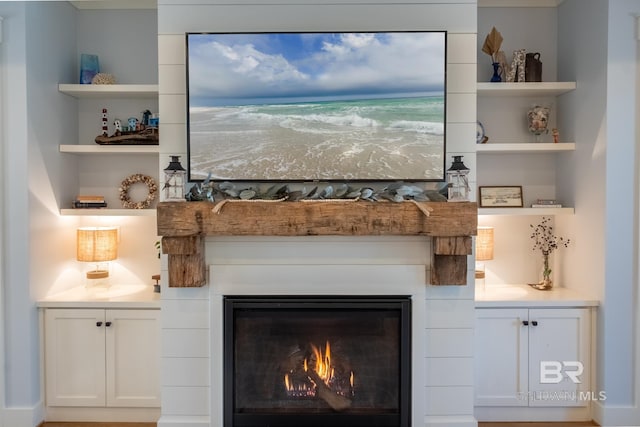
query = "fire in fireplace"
xmin=224 ymin=296 xmax=411 ymax=427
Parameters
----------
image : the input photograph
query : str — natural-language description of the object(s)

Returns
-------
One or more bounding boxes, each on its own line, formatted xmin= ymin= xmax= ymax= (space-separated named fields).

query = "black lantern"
xmin=163 ymin=156 xmax=187 ymax=201
xmin=446 ymin=155 xmax=470 ymax=202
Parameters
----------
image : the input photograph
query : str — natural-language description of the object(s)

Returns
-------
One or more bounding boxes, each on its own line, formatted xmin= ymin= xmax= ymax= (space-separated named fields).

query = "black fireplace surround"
xmin=224 ymin=296 xmax=412 ymax=427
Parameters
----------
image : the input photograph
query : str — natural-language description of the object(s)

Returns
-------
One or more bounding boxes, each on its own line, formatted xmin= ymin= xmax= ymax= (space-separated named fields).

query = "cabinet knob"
xmin=531 ymin=320 xmax=538 ymax=326
xmin=96 ymin=321 xmax=103 ymax=327
xmin=522 ymin=320 xmax=529 ymax=326
xmin=105 ymin=321 xmax=112 ymax=327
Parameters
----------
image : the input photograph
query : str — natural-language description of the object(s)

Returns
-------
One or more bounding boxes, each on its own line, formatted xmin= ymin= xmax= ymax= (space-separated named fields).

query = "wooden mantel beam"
xmin=156 ymin=201 xmax=477 ymax=287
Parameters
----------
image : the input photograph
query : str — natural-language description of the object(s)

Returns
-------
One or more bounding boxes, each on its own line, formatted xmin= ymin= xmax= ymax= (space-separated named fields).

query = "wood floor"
xmin=41 ymin=423 xmax=156 ymax=427
xmin=479 ymin=423 xmax=599 ymax=427
xmin=41 ymin=423 xmax=599 ymax=427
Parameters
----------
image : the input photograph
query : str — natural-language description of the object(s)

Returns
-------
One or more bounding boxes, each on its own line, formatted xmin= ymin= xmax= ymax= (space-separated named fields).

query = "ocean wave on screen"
xmin=387 ymin=120 xmax=444 ymax=135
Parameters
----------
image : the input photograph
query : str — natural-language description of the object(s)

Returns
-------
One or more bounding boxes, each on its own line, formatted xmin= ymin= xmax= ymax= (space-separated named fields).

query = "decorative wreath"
xmin=119 ymin=174 xmax=158 ymax=209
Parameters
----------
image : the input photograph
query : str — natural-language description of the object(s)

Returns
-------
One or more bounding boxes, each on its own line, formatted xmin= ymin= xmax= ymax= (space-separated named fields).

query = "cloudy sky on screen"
xmin=187 ymin=32 xmax=445 ymax=106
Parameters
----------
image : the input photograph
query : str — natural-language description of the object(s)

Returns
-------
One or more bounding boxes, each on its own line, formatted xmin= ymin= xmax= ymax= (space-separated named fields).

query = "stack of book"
xmin=73 ymin=195 xmax=107 ymax=209
xmin=531 ymin=199 xmax=562 ymax=208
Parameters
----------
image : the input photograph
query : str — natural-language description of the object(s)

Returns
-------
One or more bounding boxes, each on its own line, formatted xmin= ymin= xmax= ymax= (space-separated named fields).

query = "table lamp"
xmin=475 ymin=226 xmax=494 ymax=289
xmin=77 ymin=226 xmax=118 ymax=288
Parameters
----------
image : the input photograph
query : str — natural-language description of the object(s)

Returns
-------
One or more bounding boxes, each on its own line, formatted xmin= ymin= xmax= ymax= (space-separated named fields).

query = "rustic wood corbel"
xmin=161 ymin=235 xmax=206 ymax=287
xmin=430 ymin=236 xmax=473 ymax=286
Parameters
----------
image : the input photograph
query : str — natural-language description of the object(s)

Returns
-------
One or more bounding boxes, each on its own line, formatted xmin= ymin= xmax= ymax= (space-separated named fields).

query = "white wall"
xmin=0 ymin=10 xmax=6 ymax=427
xmin=157 ymin=2 xmax=478 ymax=427
xmin=558 ymin=0 xmax=640 ymax=425
xmin=1 ymin=3 xmax=35 ymax=424
xmin=600 ymin=1 xmax=640 ymax=424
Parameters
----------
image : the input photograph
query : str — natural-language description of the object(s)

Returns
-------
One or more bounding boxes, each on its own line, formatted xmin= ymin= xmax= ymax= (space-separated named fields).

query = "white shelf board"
xmin=70 ymin=0 xmax=156 ymax=9
xmin=476 ymin=142 xmax=575 ymax=154
xmin=60 ymin=208 xmax=157 ymax=217
xmin=58 ymin=84 xmax=158 ymax=99
xmin=478 ymin=207 xmax=574 ymax=216
xmin=477 ymin=82 xmax=576 ymax=97
xmin=60 ymin=144 xmax=160 ymax=154
xmin=479 ymin=0 xmax=563 ymax=7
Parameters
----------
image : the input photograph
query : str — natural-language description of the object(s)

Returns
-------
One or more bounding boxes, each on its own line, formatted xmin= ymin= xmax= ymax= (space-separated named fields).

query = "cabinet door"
xmin=45 ymin=309 xmax=106 ymax=406
xmin=475 ymin=308 xmax=529 ymax=406
xmin=528 ymin=308 xmax=590 ymax=407
xmin=105 ymin=309 xmax=160 ymax=407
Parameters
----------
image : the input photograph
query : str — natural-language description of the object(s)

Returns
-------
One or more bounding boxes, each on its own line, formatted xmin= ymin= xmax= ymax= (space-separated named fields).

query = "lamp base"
xmin=85 ymin=269 xmax=110 ymax=288
xmin=475 ymin=262 xmax=486 ymax=292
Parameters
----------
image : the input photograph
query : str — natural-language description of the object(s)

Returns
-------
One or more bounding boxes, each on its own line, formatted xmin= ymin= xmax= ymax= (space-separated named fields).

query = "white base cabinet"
xmin=44 ymin=308 xmax=160 ymax=408
xmin=475 ymin=307 xmax=591 ymax=409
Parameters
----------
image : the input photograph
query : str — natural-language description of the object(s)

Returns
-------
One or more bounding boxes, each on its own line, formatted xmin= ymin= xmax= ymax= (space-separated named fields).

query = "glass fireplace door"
xmin=224 ymin=296 xmax=411 ymax=427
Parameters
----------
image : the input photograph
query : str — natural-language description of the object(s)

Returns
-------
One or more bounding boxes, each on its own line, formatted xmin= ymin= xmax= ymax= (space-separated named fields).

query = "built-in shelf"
xmin=477 ymin=82 xmax=576 ymax=97
xmin=58 ymin=84 xmax=158 ymax=99
xmin=478 ymin=207 xmax=574 ymax=216
xmin=476 ymin=142 xmax=575 ymax=154
xmin=60 ymin=208 xmax=157 ymax=216
xmin=59 ymin=144 xmax=160 ymax=154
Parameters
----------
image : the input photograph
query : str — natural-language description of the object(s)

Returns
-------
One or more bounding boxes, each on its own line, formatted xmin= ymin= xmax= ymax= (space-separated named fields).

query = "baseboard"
xmin=474 ymin=405 xmax=591 ymax=422
xmin=4 ymin=401 xmax=44 ymax=427
xmin=424 ymin=415 xmax=478 ymax=427
xmin=592 ymin=400 xmax=640 ymax=426
xmin=45 ymin=406 xmax=159 ymax=423
xmin=157 ymin=415 xmax=210 ymax=427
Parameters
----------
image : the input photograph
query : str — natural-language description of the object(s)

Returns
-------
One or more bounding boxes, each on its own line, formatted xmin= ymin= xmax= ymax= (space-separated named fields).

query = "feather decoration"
xmin=482 ymin=27 xmax=504 ymax=62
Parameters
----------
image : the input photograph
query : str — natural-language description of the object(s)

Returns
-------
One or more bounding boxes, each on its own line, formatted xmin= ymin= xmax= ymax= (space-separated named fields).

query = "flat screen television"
xmin=186 ymin=31 xmax=446 ymax=182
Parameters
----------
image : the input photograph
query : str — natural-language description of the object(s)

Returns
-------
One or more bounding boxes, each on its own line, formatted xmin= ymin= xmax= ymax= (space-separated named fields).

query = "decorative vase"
xmin=490 ymin=62 xmax=502 ymax=82
xmin=79 ymin=53 xmax=100 ymax=85
xmin=538 ymin=251 xmax=553 ymax=290
xmin=525 ymin=52 xmax=542 ymax=82
xmin=527 ymin=105 xmax=550 ymax=142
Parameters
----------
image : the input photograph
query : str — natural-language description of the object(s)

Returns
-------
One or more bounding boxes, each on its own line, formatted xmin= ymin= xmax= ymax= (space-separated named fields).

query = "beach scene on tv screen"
xmin=187 ymin=31 xmax=446 ymax=181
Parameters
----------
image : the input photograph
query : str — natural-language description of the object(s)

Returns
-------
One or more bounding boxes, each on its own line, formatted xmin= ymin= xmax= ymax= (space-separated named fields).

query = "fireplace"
xmin=224 ymin=296 xmax=411 ymax=427
xmin=155 ymin=201 xmax=478 ymax=427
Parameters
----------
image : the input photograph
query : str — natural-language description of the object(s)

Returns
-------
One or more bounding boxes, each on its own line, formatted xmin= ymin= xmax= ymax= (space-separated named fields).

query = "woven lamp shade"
xmin=77 ymin=227 xmax=118 ymax=262
xmin=476 ymin=226 xmax=494 ymax=261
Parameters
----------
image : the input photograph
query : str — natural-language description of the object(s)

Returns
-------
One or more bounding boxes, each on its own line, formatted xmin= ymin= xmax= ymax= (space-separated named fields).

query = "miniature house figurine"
xmin=163 ymin=156 xmax=187 ymax=202
xmin=446 ymin=155 xmax=471 ymax=202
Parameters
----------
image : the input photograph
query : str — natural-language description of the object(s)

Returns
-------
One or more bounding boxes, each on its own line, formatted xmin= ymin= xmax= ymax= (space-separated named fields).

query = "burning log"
xmin=306 ymin=368 xmax=352 ymax=411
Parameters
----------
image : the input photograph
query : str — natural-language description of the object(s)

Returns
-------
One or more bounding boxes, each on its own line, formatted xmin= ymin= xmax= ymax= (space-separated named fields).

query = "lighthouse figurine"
xmin=101 ymin=108 xmax=108 ymax=136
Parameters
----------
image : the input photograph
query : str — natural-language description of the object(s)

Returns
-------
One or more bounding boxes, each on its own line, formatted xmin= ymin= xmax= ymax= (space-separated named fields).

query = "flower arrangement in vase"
xmin=529 ymin=217 xmax=570 ymax=290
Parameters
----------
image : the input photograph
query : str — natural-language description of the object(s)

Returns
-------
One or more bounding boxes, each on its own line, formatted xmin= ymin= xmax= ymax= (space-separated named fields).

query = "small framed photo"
xmin=479 ymin=186 xmax=524 ymax=208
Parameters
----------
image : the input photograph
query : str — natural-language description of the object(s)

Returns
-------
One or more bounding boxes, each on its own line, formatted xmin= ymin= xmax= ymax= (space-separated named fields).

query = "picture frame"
xmin=478 ymin=186 xmax=523 ymax=208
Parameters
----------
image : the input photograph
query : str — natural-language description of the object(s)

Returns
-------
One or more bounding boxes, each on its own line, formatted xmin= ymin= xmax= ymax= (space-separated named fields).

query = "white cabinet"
xmin=44 ymin=308 xmax=160 ymax=408
xmin=475 ymin=307 xmax=590 ymax=408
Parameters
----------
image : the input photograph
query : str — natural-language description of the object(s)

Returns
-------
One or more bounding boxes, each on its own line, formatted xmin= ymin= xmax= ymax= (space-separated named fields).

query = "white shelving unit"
xmin=60 ymin=208 xmax=156 ymax=217
xmin=60 ymin=144 xmax=160 ymax=154
xmin=59 ymin=83 xmax=159 ymax=217
xmin=58 ymin=84 xmax=158 ymax=99
xmin=477 ymin=82 xmax=576 ymax=97
xmin=478 ymin=207 xmax=574 ymax=216
xmin=476 ymin=142 xmax=575 ymax=154
xmin=477 ymin=81 xmax=577 ymax=215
